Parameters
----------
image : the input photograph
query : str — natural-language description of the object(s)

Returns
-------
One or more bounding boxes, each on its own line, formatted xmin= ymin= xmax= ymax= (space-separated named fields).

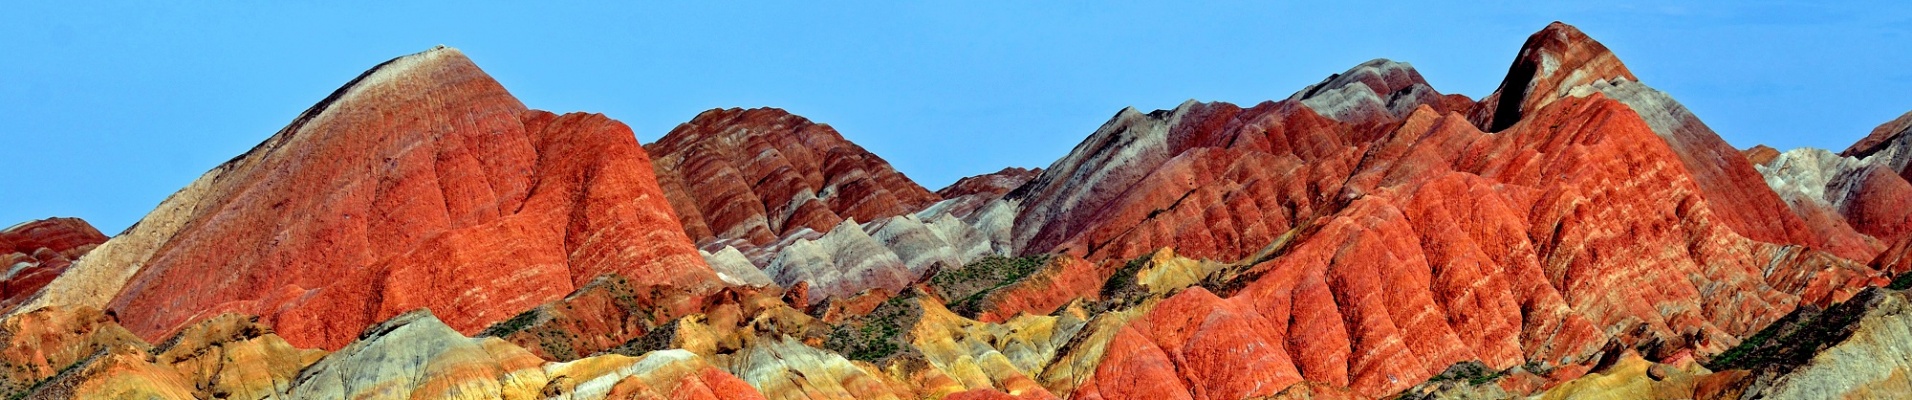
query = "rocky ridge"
xmin=5 ymin=21 xmax=1909 ymax=400
xmin=14 ymin=47 xmax=718 ymax=351
xmin=0 ymin=218 xmax=107 ymax=311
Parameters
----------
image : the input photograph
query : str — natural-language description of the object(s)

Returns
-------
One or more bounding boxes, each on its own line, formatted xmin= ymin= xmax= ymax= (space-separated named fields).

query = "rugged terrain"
xmin=2 ymin=22 xmax=1908 ymax=400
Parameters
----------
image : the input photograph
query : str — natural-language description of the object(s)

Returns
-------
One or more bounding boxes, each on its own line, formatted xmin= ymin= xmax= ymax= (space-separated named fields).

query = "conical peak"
xmin=1477 ymin=21 xmax=1637 ymax=132
xmin=336 ymin=45 xmax=483 ymax=105
xmin=257 ymin=45 xmax=501 ymax=149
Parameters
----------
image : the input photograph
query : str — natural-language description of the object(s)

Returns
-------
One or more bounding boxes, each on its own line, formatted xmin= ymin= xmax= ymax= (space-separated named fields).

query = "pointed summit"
xmin=1473 ymin=21 xmax=1637 ymax=132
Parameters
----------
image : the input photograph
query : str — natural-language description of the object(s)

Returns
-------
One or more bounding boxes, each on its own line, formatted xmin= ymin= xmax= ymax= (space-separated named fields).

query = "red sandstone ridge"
xmin=1842 ymin=109 xmax=1912 ymax=182
xmin=1469 ymin=21 xmax=1636 ymax=133
xmin=19 ymin=47 xmax=717 ymax=350
xmin=935 ymin=167 xmax=1041 ymax=199
xmin=1005 ymin=22 xmax=1883 ymax=397
xmin=1754 ymin=110 xmax=1912 ymax=247
xmin=1472 ymin=22 xmax=1848 ymax=260
xmin=0 ymin=218 xmax=107 ymax=311
xmin=645 ymin=108 xmax=942 ymax=248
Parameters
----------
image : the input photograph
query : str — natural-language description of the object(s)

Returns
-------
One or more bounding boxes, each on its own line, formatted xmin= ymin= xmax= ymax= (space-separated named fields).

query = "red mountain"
xmin=1001 ymin=22 xmax=1883 ymax=398
xmin=646 ymin=107 xmax=942 ymax=249
xmin=0 ymin=218 xmax=107 ymax=311
xmin=17 ymin=47 xmax=717 ymax=350
xmin=4 ymin=21 xmax=1908 ymax=400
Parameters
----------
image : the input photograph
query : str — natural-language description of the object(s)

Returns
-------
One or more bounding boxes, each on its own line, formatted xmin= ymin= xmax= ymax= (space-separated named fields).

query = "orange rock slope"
xmin=19 ymin=47 xmax=717 ymax=351
xmin=1010 ymin=22 xmax=1888 ymax=398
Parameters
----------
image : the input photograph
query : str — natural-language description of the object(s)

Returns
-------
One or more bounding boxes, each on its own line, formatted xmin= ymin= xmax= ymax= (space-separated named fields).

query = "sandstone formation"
xmin=1702 ymin=287 xmax=1912 ymax=398
xmin=1507 ymin=286 xmax=1912 ymax=399
xmin=647 ymin=107 xmax=941 ymax=248
xmin=1754 ymin=111 xmax=1912 ymax=249
xmin=19 ymin=46 xmax=717 ymax=351
xmin=997 ymin=22 xmax=1888 ymax=398
xmin=10 ymin=20 xmax=1912 ymax=400
xmin=935 ymin=167 xmax=1042 ymax=199
xmin=0 ymin=306 xmax=321 ymax=400
xmin=642 ymin=108 xmax=1031 ymax=305
xmin=0 ymin=218 xmax=107 ymax=311
xmin=286 ymin=309 xmax=763 ymax=400
xmin=1841 ymin=109 xmax=1912 ymax=177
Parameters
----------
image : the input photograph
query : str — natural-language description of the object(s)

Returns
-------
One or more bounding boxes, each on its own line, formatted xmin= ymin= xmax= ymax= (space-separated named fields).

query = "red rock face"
xmin=1743 ymin=145 xmax=1781 ymax=166
xmin=0 ymin=218 xmax=107 ymax=311
xmin=1469 ymin=21 xmax=1636 ymax=133
xmin=10 ymin=20 xmax=1907 ymax=400
xmin=84 ymin=47 xmax=714 ymax=350
xmin=1839 ymin=165 xmax=1912 ymax=242
xmin=1842 ymin=109 xmax=1912 ymax=163
xmin=935 ymin=167 xmax=1041 ymax=199
xmin=1016 ymin=22 xmax=1881 ymax=397
xmin=646 ymin=108 xmax=942 ymax=247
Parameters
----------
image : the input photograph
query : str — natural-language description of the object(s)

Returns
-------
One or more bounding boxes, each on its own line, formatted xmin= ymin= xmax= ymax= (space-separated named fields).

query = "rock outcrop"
xmin=998 ymin=21 xmax=1884 ymax=398
xmin=0 ymin=306 xmax=322 ymax=400
xmin=0 ymin=218 xmax=107 ymax=311
xmin=9 ymin=20 xmax=1910 ymax=400
xmin=646 ymin=107 xmax=942 ymax=248
xmin=644 ymin=108 xmax=1036 ymax=305
xmin=286 ymin=309 xmax=764 ymax=400
xmin=936 ymin=167 xmax=1042 ymax=200
xmin=1841 ymin=109 xmax=1912 ymax=177
xmin=19 ymin=47 xmax=717 ymax=351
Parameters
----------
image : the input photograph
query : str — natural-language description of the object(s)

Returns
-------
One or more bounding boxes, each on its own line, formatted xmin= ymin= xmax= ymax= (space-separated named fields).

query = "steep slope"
xmin=936 ymin=167 xmax=1042 ymax=199
xmin=0 ymin=307 xmax=322 ymax=400
xmin=1755 ymin=110 xmax=1912 ymax=252
xmin=649 ymin=109 xmax=1025 ymax=304
xmin=0 ymin=218 xmax=107 ymax=311
xmin=1841 ymin=109 xmax=1912 ymax=178
xmin=1000 ymin=22 xmax=1883 ymax=398
xmin=646 ymin=107 xmax=942 ymax=247
xmin=1754 ymin=147 xmax=1912 ymax=246
xmin=18 ymin=47 xmax=717 ymax=351
xmin=6 ymin=20 xmax=1907 ymax=400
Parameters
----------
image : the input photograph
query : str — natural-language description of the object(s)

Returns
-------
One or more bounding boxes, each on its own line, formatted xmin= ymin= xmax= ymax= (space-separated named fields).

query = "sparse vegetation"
xmin=1094 ymin=254 xmax=1154 ymax=311
xmin=1391 ymin=361 xmax=1517 ymax=400
xmin=823 ymin=292 xmax=922 ymax=363
xmin=1888 ymin=272 xmax=1912 ymax=290
xmin=926 ymin=255 xmax=1054 ymax=316
xmin=1707 ymin=289 xmax=1879 ymax=372
xmin=605 ymin=319 xmax=681 ymax=357
xmin=477 ymin=308 xmax=543 ymax=338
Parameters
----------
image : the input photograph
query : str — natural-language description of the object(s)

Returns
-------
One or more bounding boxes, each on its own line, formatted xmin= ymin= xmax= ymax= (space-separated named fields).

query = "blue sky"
xmin=4 ymin=2 xmax=1908 ymax=234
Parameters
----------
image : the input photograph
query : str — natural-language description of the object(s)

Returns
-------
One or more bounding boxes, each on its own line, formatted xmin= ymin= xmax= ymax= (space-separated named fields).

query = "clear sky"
xmin=4 ymin=2 xmax=1908 ymax=234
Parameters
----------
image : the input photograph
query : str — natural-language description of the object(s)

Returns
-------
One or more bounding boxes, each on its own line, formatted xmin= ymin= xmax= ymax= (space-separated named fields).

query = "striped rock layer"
xmin=16 ymin=47 xmax=717 ymax=351
xmin=8 ymin=21 xmax=1911 ymax=400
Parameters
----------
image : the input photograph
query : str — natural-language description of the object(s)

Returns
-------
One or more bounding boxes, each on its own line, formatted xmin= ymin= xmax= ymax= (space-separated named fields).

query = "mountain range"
xmin=1 ymin=22 xmax=1909 ymax=399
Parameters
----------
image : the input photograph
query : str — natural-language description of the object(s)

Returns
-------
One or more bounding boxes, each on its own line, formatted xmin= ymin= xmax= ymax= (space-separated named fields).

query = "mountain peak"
xmin=646 ymin=107 xmax=940 ymax=247
xmin=1844 ymin=109 xmax=1912 ymax=159
xmin=1289 ymin=58 xmax=1467 ymax=125
xmin=1473 ymin=21 xmax=1637 ymax=132
xmin=18 ymin=46 xmax=715 ymax=350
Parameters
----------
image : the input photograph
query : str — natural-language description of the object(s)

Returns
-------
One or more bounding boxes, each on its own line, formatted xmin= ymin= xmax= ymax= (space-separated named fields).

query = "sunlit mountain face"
xmin=2 ymin=22 xmax=1910 ymax=400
